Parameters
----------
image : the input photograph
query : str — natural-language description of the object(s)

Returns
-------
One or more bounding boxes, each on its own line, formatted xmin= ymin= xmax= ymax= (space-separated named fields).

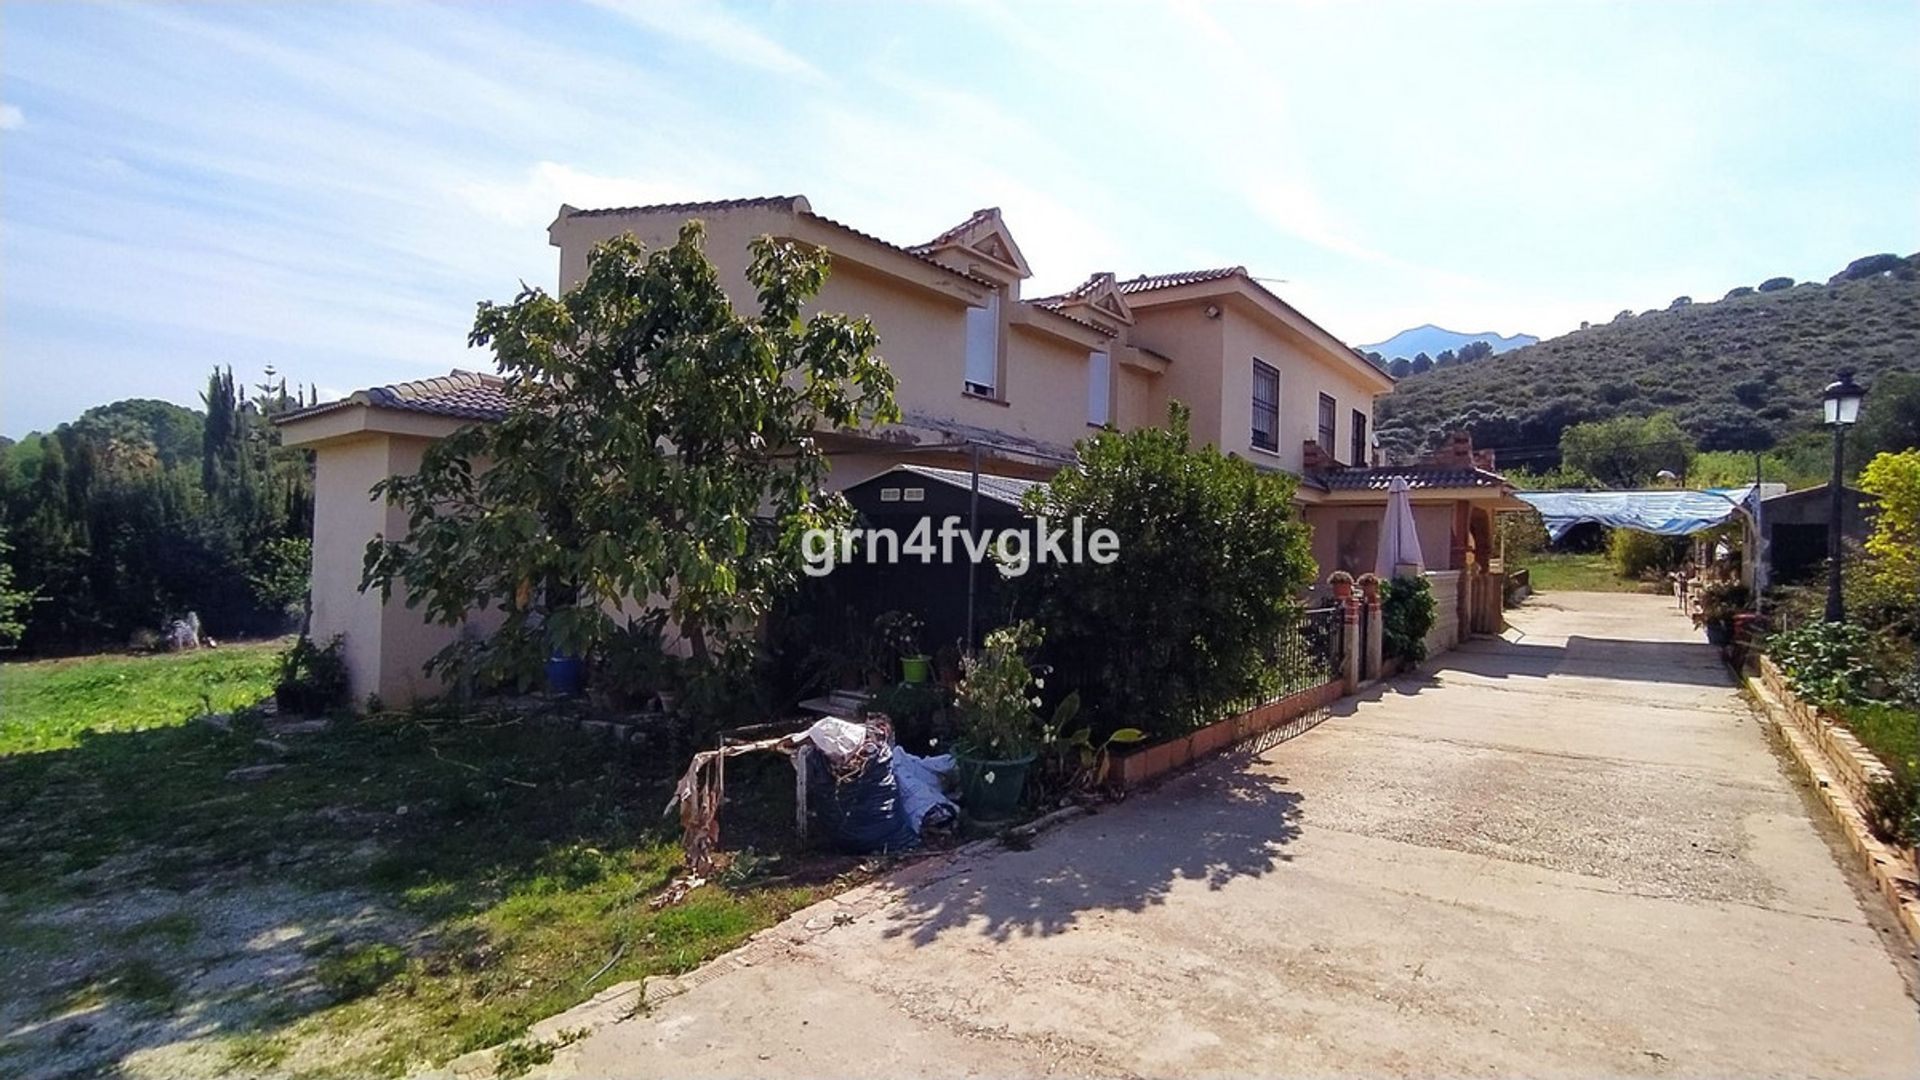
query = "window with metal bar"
xmin=1251 ymin=360 xmax=1279 ymax=451
xmin=1318 ymin=393 xmax=1338 ymax=462
xmin=1351 ymin=409 xmax=1368 ymax=467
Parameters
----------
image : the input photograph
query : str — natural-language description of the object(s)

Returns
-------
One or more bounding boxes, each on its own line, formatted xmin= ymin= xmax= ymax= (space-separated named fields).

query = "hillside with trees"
xmin=1376 ymin=253 xmax=1920 ymax=465
xmin=0 ymin=369 xmax=317 ymax=653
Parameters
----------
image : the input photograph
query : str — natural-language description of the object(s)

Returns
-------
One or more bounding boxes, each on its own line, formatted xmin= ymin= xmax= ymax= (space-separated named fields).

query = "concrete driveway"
xmin=537 ymin=593 xmax=1918 ymax=1078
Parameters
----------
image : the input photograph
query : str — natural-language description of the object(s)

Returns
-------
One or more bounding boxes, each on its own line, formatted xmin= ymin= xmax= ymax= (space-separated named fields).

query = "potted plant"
xmin=1691 ymin=580 xmax=1751 ymax=646
xmin=952 ymin=621 xmax=1047 ymax=819
xmin=875 ymin=610 xmax=931 ymax=684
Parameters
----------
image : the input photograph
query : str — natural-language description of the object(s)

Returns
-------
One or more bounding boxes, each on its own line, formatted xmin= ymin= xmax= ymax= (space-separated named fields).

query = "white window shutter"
xmin=964 ymin=292 xmax=999 ymax=391
xmin=1087 ymin=350 xmax=1111 ymax=426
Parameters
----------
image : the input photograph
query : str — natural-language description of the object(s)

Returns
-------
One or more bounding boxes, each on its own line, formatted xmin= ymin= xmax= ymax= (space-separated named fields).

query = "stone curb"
xmin=1746 ymin=671 xmax=1920 ymax=949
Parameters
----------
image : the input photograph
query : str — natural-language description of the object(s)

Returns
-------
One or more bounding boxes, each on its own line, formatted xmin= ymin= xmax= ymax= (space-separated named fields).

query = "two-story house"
xmin=280 ymin=195 xmax=1516 ymax=703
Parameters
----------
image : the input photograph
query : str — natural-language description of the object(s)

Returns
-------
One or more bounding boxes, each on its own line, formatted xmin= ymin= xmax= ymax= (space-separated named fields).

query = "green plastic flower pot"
xmin=900 ymin=655 xmax=932 ymax=684
xmin=956 ymin=752 xmax=1035 ymax=820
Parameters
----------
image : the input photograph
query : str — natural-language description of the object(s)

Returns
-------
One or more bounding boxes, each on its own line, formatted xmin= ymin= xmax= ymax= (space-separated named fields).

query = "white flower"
xmin=984 ymin=770 xmax=997 ymax=784
xmin=928 ymin=737 xmax=939 ymax=747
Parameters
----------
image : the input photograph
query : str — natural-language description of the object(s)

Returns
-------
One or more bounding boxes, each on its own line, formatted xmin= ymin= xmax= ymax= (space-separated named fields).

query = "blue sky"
xmin=3 ymin=0 xmax=1916 ymax=436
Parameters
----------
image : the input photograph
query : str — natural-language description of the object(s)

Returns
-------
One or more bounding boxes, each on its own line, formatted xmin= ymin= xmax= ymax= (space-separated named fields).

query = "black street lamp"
xmin=1822 ymin=370 xmax=1866 ymax=623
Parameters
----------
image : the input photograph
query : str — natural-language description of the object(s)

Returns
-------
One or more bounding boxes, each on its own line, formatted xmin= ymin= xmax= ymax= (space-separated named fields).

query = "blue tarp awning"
xmin=1515 ymin=488 xmax=1757 ymax=541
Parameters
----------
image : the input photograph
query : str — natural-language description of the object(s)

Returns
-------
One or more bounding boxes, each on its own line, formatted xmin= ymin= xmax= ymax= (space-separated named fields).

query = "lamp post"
xmin=1822 ymin=370 xmax=1866 ymax=623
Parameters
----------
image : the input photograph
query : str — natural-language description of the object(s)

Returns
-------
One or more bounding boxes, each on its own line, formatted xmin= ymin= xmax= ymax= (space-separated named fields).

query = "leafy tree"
xmin=364 ymin=224 xmax=899 ymax=697
xmin=1853 ymin=371 xmax=1920 ymax=468
xmin=1670 ymin=296 xmax=1692 ymax=308
xmin=1559 ymin=412 xmax=1694 ymax=488
xmin=1855 ymin=449 xmax=1920 ymax=639
xmin=1725 ymin=286 xmax=1754 ymax=300
xmin=1388 ymin=357 xmax=1413 ymax=378
xmin=0 ymin=525 xmax=31 ymax=649
xmin=1411 ymin=352 xmax=1434 ymax=374
xmin=1434 ymin=348 xmax=1458 ymax=368
xmin=1014 ymin=402 xmax=1316 ymax=739
xmin=1757 ymin=276 xmax=1794 ymax=292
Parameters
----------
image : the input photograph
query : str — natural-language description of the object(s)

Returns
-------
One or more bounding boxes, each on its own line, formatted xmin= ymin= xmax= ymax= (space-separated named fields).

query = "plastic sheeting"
xmin=1515 ymin=488 xmax=1754 ymax=541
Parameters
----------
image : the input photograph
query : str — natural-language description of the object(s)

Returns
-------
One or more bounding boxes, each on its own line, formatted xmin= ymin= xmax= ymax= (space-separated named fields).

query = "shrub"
xmin=1016 ymin=404 xmax=1315 ymax=739
xmin=953 ymin=621 xmax=1045 ymax=760
xmin=1856 ymin=450 xmax=1920 ymax=641
xmin=275 ymin=635 xmax=350 ymax=716
xmin=1382 ymin=576 xmax=1437 ymax=662
xmin=1757 ymin=276 xmax=1794 ymax=292
xmin=1608 ymin=528 xmax=1686 ymax=580
xmin=1767 ymin=622 xmax=1884 ymax=708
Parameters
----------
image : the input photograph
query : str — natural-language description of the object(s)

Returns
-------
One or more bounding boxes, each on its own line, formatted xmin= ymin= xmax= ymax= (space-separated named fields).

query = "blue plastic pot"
xmin=545 ymin=654 xmax=586 ymax=696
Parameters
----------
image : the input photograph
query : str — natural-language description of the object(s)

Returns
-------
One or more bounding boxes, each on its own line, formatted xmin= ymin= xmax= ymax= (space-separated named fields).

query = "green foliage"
xmin=1608 ymin=528 xmax=1688 ymax=580
xmin=275 ymin=635 xmax=351 ymax=717
xmin=953 ymin=621 xmax=1047 ymax=759
xmin=1516 ymin=552 xmax=1643 ymax=593
xmin=1381 ymin=575 xmax=1437 ymax=662
xmin=1495 ymin=509 xmax=1548 ymax=561
xmin=1852 ymin=371 xmax=1920 ymax=466
xmin=1015 ymin=403 xmax=1316 ymax=738
xmin=1690 ymin=580 xmax=1751 ymax=629
xmin=363 ymin=224 xmax=898 ymax=704
xmin=1377 ymin=265 xmax=1920 ymax=460
xmin=0 ymin=525 xmax=30 ymax=649
xmin=0 ymin=377 xmax=317 ymax=652
xmin=315 ymin=941 xmax=409 ymax=1003
xmin=1855 ymin=449 xmax=1920 ymax=641
xmin=1560 ymin=412 xmax=1695 ymax=488
xmin=1768 ymin=622 xmax=1887 ymax=708
xmin=1039 ymin=696 xmax=1144 ymax=796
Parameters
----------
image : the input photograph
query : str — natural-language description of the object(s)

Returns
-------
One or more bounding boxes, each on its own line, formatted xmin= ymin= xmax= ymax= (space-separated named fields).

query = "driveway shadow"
xmin=882 ymin=763 xmax=1304 ymax=947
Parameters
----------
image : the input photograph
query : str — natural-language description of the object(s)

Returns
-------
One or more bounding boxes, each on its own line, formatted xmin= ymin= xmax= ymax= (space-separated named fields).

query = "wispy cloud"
xmin=0 ymin=103 xmax=22 ymax=130
xmin=588 ymin=0 xmax=822 ymax=80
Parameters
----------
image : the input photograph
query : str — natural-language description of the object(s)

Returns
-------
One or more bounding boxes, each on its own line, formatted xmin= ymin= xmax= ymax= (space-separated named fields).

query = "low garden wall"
xmin=1752 ymin=655 xmax=1919 ymax=945
xmin=1423 ymin=570 xmax=1462 ymax=658
xmin=1112 ymin=677 xmax=1345 ymax=790
xmin=1757 ymin=656 xmax=1896 ymax=812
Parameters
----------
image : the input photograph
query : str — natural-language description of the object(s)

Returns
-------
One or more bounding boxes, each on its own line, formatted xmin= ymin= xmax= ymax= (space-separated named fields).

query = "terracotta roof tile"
xmin=907 ymin=207 xmax=999 ymax=253
xmin=275 ymin=370 xmax=509 ymax=425
xmin=559 ymin=196 xmax=807 ymax=219
xmin=1317 ymin=465 xmax=1509 ymax=492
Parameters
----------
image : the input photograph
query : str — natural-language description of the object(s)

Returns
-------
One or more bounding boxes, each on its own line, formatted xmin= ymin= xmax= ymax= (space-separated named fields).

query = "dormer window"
xmin=964 ymin=291 xmax=1000 ymax=397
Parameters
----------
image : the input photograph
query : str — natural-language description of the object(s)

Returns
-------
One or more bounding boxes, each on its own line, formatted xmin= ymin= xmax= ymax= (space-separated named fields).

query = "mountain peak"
xmin=1357 ymin=325 xmax=1539 ymax=361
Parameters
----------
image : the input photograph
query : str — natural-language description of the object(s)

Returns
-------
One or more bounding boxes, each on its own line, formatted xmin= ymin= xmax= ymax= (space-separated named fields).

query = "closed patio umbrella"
xmin=1376 ymin=476 xmax=1425 ymax=578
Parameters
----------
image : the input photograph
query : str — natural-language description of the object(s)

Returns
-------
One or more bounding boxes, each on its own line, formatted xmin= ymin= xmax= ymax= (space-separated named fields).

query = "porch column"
xmin=1360 ymin=574 xmax=1383 ymax=680
xmin=1332 ymin=576 xmax=1361 ymax=694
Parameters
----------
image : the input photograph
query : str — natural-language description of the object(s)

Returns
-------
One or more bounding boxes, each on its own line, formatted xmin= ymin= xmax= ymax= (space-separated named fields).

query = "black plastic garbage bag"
xmin=805 ymin=741 xmax=919 ymax=855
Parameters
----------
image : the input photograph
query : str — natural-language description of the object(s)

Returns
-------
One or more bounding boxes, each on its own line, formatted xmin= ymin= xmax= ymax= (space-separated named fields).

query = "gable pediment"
xmin=1061 ymin=271 xmax=1134 ymax=327
xmin=917 ymin=207 xmax=1031 ymax=282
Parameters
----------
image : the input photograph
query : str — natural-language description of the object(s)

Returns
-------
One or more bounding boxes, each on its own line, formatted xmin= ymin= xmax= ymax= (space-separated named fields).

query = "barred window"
xmin=1251 ymin=360 xmax=1280 ymax=451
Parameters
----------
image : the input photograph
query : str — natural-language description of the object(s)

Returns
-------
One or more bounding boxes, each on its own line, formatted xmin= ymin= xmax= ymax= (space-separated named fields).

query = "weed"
xmin=316 ymin=942 xmax=409 ymax=1002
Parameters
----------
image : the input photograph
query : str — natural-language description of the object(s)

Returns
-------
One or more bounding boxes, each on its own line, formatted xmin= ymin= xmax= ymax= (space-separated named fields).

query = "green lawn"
xmin=0 ymin=639 xmax=290 ymax=754
xmin=1835 ymin=700 xmax=1920 ymax=779
xmin=0 ymin=645 xmax=852 ymax=1078
xmin=1516 ymin=552 xmax=1650 ymax=594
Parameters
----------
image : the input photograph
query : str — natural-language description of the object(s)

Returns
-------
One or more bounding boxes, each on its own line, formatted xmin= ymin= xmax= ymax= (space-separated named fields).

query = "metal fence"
xmin=1176 ymin=604 xmax=1345 ymax=734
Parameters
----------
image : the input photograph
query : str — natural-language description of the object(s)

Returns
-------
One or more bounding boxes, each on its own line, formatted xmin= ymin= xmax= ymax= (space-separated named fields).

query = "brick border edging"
xmin=1110 ymin=679 xmax=1344 ymax=790
xmin=1747 ymin=660 xmax=1920 ymax=946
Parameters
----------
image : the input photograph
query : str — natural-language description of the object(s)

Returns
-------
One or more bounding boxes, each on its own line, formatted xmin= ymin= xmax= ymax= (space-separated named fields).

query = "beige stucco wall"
xmin=549 ymin=207 xmax=1115 ymax=458
xmin=307 ymin=431 xmax=501 ymax=706
xmin=1129 ymin=302 xmax=1225 ymax=446
xmin=1221 ymin=302 xmax=1385 ymax=473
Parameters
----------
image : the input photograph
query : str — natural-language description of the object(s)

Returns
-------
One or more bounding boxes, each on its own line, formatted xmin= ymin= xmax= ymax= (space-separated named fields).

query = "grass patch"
xmin=1834 ymin=700 xmax=1920 ymax=779
xmin=0 ymin=646 xmax=849 ymax=1077
xmin=1518 ymin=552 xmax=1648 ymax=593
xmin=0 ymin=638 xmax=289 ymax=754
xmin=315 ymin=942 xmax=409 ymax=1002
